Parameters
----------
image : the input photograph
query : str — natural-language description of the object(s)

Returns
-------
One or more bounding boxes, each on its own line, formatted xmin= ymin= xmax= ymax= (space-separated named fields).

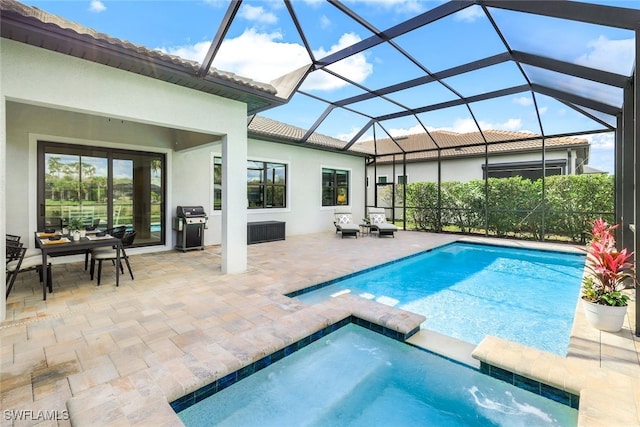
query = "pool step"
xmin=406 ymin=329 xmax=479 ymax=369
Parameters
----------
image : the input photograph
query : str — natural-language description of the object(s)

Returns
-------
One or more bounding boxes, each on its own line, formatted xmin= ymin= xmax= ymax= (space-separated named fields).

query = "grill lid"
xmin=176 ymin=206 xmax=207 ymax=218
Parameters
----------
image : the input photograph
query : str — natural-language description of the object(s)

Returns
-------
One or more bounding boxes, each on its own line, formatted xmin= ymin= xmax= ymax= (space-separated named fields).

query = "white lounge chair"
xmin=367 ymin=207 xmax=398 ymax=237
xmin=334 ymin=209 xmax=360 ymax=238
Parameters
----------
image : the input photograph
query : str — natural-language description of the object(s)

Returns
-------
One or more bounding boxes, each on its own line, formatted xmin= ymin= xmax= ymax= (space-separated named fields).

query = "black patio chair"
xmin=90 ymin=230 xmax=136 ymax=286
xmin=6 ymin=234 xmax=21 ymax=244
xmin=84 ymin=225 xmax=127 ymax=270
xmin=6 ymin=245 xmax=53 ymax=298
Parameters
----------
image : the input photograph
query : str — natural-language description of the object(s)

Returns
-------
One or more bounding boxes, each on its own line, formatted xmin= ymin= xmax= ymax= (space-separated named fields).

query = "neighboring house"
xmin=359 ymin=130 xmax=590 ymax=202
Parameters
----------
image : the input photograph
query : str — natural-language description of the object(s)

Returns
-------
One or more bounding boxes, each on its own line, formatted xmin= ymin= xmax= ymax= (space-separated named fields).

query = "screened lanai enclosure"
xmin=193 ymin=0 xmax=640 ymax=334
xmin=4 ymin=0 xmax=639 ymax=331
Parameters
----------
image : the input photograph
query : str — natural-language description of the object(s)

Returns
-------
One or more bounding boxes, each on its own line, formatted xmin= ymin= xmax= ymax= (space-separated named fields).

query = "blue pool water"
xmin=295 ymin=243 xmax=585 ymax=355
xmin=178 ymin=324 xmax=577 ymax=426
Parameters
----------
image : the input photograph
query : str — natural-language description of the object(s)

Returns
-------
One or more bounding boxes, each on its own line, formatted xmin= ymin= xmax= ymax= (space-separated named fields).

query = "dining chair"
xmin=7 ymin=235 xmax=43 ymax=259
xmin=84 ymin=225 xmax=127 ymax=270
xmin=6 ymin=234 xmax=21 ymax=244
xmin=6 ymin=245 xmax=53 ymax=298
xmin=90 ymin=230 xmax=136 ymax=285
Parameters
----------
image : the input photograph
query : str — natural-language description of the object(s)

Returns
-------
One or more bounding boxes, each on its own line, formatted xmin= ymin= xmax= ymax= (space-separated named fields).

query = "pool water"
xmin=177 ymin=324 xmax=577 ymax=426
xmin=295 ymin=243 xmax=585 ymax=355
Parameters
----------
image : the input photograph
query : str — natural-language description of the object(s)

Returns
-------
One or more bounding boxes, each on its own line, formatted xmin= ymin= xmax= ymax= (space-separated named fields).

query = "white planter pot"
xmin=581 ymin=299 xmax=628 ymax=332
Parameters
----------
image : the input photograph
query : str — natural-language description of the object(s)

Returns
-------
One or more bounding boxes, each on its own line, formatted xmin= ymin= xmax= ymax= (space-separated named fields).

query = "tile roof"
xmin=0 ymin=0 xmax=279 ymax=113
xmin=248 ymin=116 xmax=370 ymax=154
xmin=248 ymin=116 xmax=589 ymax=161
xmin=356 ymin=130 xmax=589 ymax=162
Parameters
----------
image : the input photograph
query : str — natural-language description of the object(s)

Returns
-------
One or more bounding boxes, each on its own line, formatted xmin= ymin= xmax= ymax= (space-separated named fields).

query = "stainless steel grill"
xmin=174 ymin=206 xmax=207 ymax=251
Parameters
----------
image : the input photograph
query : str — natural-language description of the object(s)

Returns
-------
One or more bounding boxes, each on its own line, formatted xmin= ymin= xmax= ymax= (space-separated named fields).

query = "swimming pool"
xmin=293 ymin=242 xmax=585 ymax=355
xmin=177 ymin=324 xmax=578 ymax=426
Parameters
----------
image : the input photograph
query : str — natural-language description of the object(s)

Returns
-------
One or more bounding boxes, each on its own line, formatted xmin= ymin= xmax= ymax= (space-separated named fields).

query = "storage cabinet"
xmin=247 ymin=221 xmax=285 ymax=244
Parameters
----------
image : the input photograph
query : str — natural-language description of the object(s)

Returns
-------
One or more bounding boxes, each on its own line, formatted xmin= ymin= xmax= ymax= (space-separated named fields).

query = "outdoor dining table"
xmin=34 ymin=232 xmax=122 ymax=300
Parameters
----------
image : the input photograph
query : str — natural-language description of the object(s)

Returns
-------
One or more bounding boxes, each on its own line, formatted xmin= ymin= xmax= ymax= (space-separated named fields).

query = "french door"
xmin=37 ymin=142 xmax=165 ymax=247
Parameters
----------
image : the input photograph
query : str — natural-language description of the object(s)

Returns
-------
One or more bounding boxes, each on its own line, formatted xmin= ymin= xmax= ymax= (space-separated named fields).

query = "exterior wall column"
xmin=221 ymin=132 xmax=247 ymax=274
xmin=1 ymin=95 xmax=6 ymax=321
xmin=634 ymin=24 xmax=640 ymax=337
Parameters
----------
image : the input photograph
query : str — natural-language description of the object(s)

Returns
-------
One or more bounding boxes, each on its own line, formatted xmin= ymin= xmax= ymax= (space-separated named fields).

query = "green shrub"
xmin=405 ymin=174 xmax=614 ymax=242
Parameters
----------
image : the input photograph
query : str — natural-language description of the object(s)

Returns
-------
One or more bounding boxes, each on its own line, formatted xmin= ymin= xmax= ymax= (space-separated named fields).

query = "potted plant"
xmin=68 ymin=217 xmax=85 ymax=239
xmin=581 ymin=218 xmax=636 ymax=332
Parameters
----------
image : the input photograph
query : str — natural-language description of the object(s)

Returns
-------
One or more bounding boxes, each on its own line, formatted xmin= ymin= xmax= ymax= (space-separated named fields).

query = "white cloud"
xmin=239 ymin=5 xmax=278 ymax=24
xmin=203 ymin=0 xmax=228 ymax=7
xmin=538 ymin=106 xmax=548 ymax=115
xmin=215 ymin=29 xmax=310 ymax=82
xmin=347 ymin=0 xmax=424 ymax=14
xmin=302 ymin=33 xmax=373 ymax=91
xmin=454 ymin=5 xmax=484 ymax=23
xmin=89 ymin=0 xmax=106 ymax=13
xmin=336 ymin=127 xmax=365 ymax=141
xmin=497 ymin=118 xmax=523 ymax=131
xmin=386 ymin=124 xmax=425 ymax=138
xmin=441 ymin=117 xmax=523 ymax=133
xmin=161 ymin=29 xmax=309 ymax=83
xmin=586 ymin=133 xmax=614 ymax=150
xmin=575 ymin=35 xmax=634 ymax=75
xmin=160 ymin=41 xmax=210 ymax=63
xmin=513 ymin=96 xmax=532 ymax=107
xmin=160 ymin=29 xmax=372 ymax=90
xmin=320 ymin=15 xmax=331 ymax=29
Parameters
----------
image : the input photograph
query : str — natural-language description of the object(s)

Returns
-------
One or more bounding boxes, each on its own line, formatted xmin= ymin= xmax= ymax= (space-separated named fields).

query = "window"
xmin=248 ymin=161 xmax=286 ymax=209
xmin=377 ymin=176 xmax=387 ymax=184
xmin=397 ymin=175 xmax=407 ymax=184
xmin=213 ymin=156 xmax=222 ymax=211
xmin=322 ymin=168 xmax=349 ymax=206
xmin=482 ymin=160 xmax=565 ymax=181
xmin=213 ymin=157 xmax=287 ymax=210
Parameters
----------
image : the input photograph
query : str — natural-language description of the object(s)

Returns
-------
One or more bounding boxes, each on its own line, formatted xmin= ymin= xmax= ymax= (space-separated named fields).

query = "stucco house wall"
xmin=367 ymin=149 xmax=575 ymax=202
xmin=2 ymin=39 xmax=365 ymax=248
xmin=204 ymin=138 xmax=365 ymax=243
xmin=1 ymin=38 xmax=247 ymax=245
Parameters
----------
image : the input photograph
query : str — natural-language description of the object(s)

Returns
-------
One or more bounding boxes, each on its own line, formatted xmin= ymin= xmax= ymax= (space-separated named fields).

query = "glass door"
xmin=38 ymin=142 xmax=165 ymax=247
xmin=112 ymin=152 xmax=164 ymax=245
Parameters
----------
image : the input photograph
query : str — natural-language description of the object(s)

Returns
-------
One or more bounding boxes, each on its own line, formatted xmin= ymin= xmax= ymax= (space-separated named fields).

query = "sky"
xmin=23 ymin=0 xmax=640 ymax=174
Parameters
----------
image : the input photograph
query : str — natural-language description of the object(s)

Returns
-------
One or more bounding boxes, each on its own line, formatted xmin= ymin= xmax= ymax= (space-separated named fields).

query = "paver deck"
xmin=1 ymin=231 xmax=638 ymax=426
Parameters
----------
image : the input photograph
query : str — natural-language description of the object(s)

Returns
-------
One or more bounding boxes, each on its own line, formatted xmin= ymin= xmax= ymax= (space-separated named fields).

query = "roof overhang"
xmin=0 ymin=0 xmax=286 ymax=115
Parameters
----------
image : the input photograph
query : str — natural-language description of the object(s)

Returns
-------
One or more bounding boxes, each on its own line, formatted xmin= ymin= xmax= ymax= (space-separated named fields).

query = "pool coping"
xmin=65 ymin=294 xmax=427 ymax=426
xmin=472 ymin=335 xmax=640 ymax=426
xmin=170 ymin=314 xmax=419 ymax=413
xmin=63 ymin=236 xmax=639 ymax=426
xmin=286 ymin=238 xmax=585 ymax=300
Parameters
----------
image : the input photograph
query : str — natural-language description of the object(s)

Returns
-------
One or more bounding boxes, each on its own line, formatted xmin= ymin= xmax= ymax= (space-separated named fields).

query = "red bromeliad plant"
xmin=582 ymin=219 xmax=636 ymax=306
